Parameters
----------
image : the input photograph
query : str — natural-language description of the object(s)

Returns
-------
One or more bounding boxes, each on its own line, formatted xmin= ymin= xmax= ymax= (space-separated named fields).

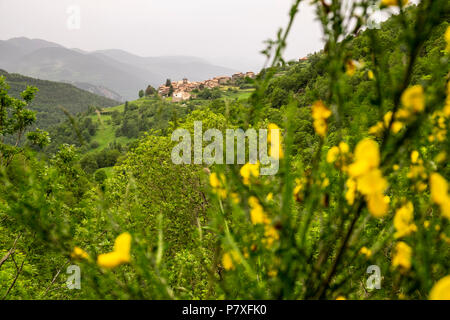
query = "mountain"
xmin=0 ymin=69 xmax=119 ymax=130
xmin=94 ymin=49 xmax=237 ymax=81
xmin=0 ymin=37 xmax=238 ymax=101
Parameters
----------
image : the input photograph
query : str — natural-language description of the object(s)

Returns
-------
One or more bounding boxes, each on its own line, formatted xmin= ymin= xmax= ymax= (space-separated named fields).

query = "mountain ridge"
xmin=0 ymin=37 xmax=239 ymax=101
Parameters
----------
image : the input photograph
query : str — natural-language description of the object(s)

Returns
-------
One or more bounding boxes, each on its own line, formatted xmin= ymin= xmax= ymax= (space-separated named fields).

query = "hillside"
xmin=0 ymin=38 xmax=238 ymax=100
xmin=0 ymin=69 xmax=120 ymax=129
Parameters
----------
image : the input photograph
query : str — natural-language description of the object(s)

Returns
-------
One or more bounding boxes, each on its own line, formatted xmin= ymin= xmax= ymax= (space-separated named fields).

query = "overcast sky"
xmin=0 ymin=0 xmax=325 ymax=71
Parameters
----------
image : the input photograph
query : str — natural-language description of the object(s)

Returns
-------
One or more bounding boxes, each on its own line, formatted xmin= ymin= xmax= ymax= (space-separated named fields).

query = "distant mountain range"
xmin=0 ymin=69 xmax=119 ymax=130
xmin=0 ymin=37 xmax=238 ymax=101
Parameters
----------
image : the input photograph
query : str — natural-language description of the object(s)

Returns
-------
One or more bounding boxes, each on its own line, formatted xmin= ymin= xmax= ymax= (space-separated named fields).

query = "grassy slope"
xmin=88 ymin=88 xmax=254 ymax=154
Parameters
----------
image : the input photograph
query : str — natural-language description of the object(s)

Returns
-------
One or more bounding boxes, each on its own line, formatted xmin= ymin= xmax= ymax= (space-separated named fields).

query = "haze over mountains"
xmin=0 ymin=37 xmax=238 ymax=101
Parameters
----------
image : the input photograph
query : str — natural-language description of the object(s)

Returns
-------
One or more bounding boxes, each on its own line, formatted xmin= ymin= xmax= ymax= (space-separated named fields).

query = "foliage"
xmin=1 ymin=0 xmax=450 ymax=300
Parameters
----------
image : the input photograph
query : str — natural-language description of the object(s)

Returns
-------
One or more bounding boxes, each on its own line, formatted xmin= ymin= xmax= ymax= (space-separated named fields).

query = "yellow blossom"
xmin=336 ymin=296 xmax=346 ymax=300
xmin=266 ymin=192 xmax=273 ymax=201
xmin=394 ymin=202 xmax=417 ymax=239
xmin=429 ymin=173 xmax=450 ymax=219
xmin=263 ymin=224 xmax=280 ymax=248
xmin=327 ymin=146 xmax=340 ymax=163
xmin=348 ymin=139 xmax=380 ymax=177
xmin=240 ymin=162 xmax=260 ymax=185
xmin=393 ymin=164 xmax=400 ymax=171
xmin=345 ymin=178 xmax=357 ymax=205
xmin=356 ymin=169 xmax=388 ymax=195
xmin=392 ymin=241 xmax=412 ymax=271
xmin=359 ymin=246 xmax=372 ymax=258
xmin=97 ymin=232 xmax=132 ymax=269
xmin=429 ymin=276 xmax=450 ymax=300
xmin=368 ymin=70 xmax=374 ymax=80
xmin=430 ymin=173 xmax=449 ymax=205
xmin=71 ymin=247 xmax=90 ymax=260
xmin=222 ymin=250 xmax=241 ymax=271
xmin=369 ymin=121 xmax=384 ymax=136
xmin=410 ymin=151 xmax=419 ymax=164
xmin=435 ymin=152 xmax=447 ymax=164
xmin=312 ymin=101 xmax=331 ymax=137
xmin=401 ymin=85 xmax=425 ymax=113
xmin=210 ymin=172 xmax=227 ymax=199
xmin=339 ymin=142 xmax=349 ymax=154
xmin=445 ymin=26 xmax=450 ymax=53
xmin=231 ymin=192 xmax=240 ymax=204
xmin=367 ymin=192 xmax=389 ymax=218
xmin=391 ymin=121 xmax=404 ymax=134
xmin=248 ymin=196 xmax=268 ymax=225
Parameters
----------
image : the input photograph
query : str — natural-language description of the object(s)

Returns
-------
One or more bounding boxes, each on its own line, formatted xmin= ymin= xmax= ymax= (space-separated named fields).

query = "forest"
xmin=0 ymin=0 xmax=449 ymax=300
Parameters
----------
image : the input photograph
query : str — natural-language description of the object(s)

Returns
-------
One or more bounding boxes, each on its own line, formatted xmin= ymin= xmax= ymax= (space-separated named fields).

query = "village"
xmin=157 ymin=71 xmax=256 ymax=102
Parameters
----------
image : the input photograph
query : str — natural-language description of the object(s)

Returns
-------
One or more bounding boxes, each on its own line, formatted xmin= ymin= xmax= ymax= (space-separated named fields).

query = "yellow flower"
xmin=381 ymin=0 xmax=409 ymax=7
xmin=312 ymin=101 xmax=331 ymax=137
xmin=391 ymin=121 xmax=404 ymax=134
xmin=392 ymin=241 xmax=412 ymax=271
xmin=327 ymin=146 xmax=340 ymax=163
xmin=97 ymin=232 xmax=131 ymax=269
xmin=430 ymin=173 xmax=449 ymax=205
xmin=266 ymin=192 xmax=273 ymax=201
xmin=368 ymin=70 xmax=374 ymax=80
xmin=359 ymin=246 xmax=372 ymax=258
xmin=367 ymin=192 xmax=389 ymax=218
xmin=394 ymin=202 xmax=417 ymax=239
xmin=445 ymin=26 xmax=450 ymax=53
xmin=401 ymin=85 xmax=425 ymax=113
xmin=393 ymin=164 xmax=400 ymax=171
xmin=248 ymin=196 xmax=268 ymax=225
xmin=339 ymin=142 xmax=349 ymax=154
xmin=240 ymin=162 xmax=260 ymax=185
xmin=263 ymin=224 xmax=280 ymax=248
xmin=222 ymin=250 xmax=241 ymax=271
xmin=410 ymin=151 xmax=419 ymax=164
xmin=209 ymin=172 xmax=222 ymax=188
xmin=71 ymin=247 xmax=90 ymax=260
xmin=429 ymin=173 xmax=450 ymax=219
xmin=348 ymin=139 xmax=389 ymax=217
xmin=345 ymin=178 xmax=357 ymax=205
xmin=336 ymin=296 xmax=346 ymax=300
xmin=369 ymin=121 xmax=384 ymax=136
xmin=429 ymin=276 xmax=450 ymax=300
xmin=210 ymin=172 xmax=227 ymax=199
xmin=384 ymin=111 xmax=393 ymax=127
xmin=231 ymin=192 xmax=240 ymax=204
xmin=435 ymin=152 xmax=447 ymax=164
xmin=268 ymin=123 xmax=284 ymax=159
xmin=348 ymin=139 xmax=380 ymax=177
xmin=357 ymin=169 xmax=388 ymax=195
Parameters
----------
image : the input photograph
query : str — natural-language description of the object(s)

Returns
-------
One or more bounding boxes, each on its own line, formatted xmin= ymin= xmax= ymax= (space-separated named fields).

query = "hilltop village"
xmin=157 ymin=71 xmax=256 ymax=102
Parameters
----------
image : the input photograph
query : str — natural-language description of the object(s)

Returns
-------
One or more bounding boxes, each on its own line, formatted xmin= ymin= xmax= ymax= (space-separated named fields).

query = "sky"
xmin=0 ymin=0 xmax=324 ymax=71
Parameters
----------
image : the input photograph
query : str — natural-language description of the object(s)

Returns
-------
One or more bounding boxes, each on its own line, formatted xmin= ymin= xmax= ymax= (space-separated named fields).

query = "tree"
xmin=168 ymin=85 xmax=174 ymax=97
xmin=145 ymin=85 xmax=156 ymax=96
xmin=0 ymin=76 xmax=50 ymax=165
xmin=165 ymin=79 xmax=172 ymax=87
xmin=138 ymin=90 xmax=144 ymax=98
